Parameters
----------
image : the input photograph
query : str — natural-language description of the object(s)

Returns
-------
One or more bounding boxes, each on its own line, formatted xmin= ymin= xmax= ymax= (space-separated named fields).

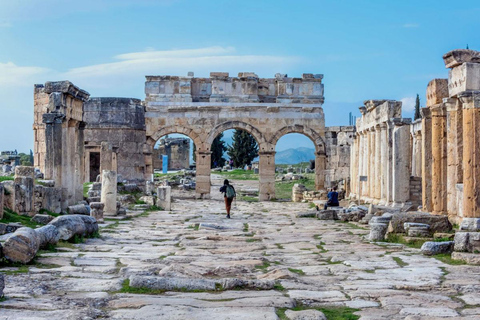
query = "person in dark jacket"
xmin=323 ymin=186 xmax=340 ymax=210
xmin=219 ymin=179 xmax=236 ymax=218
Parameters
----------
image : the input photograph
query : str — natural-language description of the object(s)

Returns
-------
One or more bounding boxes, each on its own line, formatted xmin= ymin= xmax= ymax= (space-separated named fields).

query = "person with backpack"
xmin=220 ymin=179 xmax=236 ymax=219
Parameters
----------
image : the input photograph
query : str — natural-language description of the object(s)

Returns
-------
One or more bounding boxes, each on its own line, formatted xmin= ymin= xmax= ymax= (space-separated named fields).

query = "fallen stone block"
xmin=368 ymin=223 xmax=388 ymax=241
xmin=31 ymin=214 xmax=55 ymax=225
xmin=404 ymin=222 xmax=430 ymax=233
xmin=139 ymin=196 xmax=156 ymax=206
xmin=387 ymin=212 xmax=452 ymax=234
xmin=408 ymin=227 xmax=431 ymax=238
xmin=2 ymin=227 xmax=40 ymax=263
xmin=316 ymin=210 xmax=338 ymax=220
xmin=421 ymin=241 xmax=454 ymax=256
xmin=79 ymin=215 xmax=99 ymax=235
xmin=285 ymin=309 xmax=327 ymax=320
xmin=370 ymin=216 xmax=392 ymax=225
xmin=296 ymin=212 xmax=316 ymax=218
xmin=460 ymin=218 xmax=480 ymax=231
xmin=454 ymin=232 xmax=480 ymax=253
xmin=0 ymin=273 xmax=4 ymax=298
xmin=67 ymin=204 xmax=90 ymax=215
xmin=90 ymin=202 xmax=104 ymax=222
xmin=48 ymin=215 xmax=87 ymax=240
xmin=451 ymin=252 xmax=480 ymax=265
xmin=36 ymin=225 xmax=60 ymax=248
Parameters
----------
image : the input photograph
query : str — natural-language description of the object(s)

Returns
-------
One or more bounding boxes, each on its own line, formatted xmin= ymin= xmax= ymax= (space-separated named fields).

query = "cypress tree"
xmin=227 ymin=129 xmax=259 ymax=168
xmin=211 ymin=133 xmax=227 ymax=168
xmin=414 ymin=94 xmax=421 ymax=120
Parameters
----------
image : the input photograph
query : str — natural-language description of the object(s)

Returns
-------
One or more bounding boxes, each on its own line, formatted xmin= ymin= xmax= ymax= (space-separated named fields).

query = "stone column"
xmin=357 ymin=131 xmax=364 ymax=200
xmin=350 ymin=135 xmax=357 ymax=198
xmin=459 ymin=91 xmax=480 ymax=221
xmin=421 ymin=108 xmax=433 ymax=212
xmin=379 ymin=123 xmax=388 ymax=204
xmin=195 ymin=151 xmax=211 ymax=199
xmin=259 ymin=151 xmax=275 ymax=201
xmin=374 ymin=125 xmax=381 ymax=201
xmin=431 ymin=104 xmax=447 ymax=215
xmin=385 ymin=121 xmax=395 ymax=204
xmin=75 ymin=122 xmax=86 ymax=202
xmin=101 ymin=170 xmax=117 ymax=216
xmin=100 ymin=141 xmax=114 ymax=173
xmin=14 ymin=166 xmax=35 ymax=216
xmin=42 ymin=113 xmax=65 ymax=186
xmin=413 ymin=131 xmax=422 ymax=177
xmin=0 ymin=184 xmax=4 ymax=219
xmin=445 ymin=98 xmax=463 ymax=218
xmin=392 ymin=120 xmax=411 ymax=206
xmin=315 ymin=152 xmax=326 ymax=191
xmin=157 ymin=186 xmax=172 ymax=211
xmin=369 ymin=128 xmax=376 ymax=200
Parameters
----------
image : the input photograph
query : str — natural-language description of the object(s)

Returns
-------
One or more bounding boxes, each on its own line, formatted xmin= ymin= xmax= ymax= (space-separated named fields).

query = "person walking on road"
xmin=220 ymin=179 xmax=236 ymax=219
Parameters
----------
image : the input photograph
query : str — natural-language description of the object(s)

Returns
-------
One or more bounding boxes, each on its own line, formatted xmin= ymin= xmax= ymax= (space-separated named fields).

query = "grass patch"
xmin=316 ymin=244 xmax=328 ymax=253
xmin=325 ymin=257 xmax=343 ymax=265
xmin=275 ymin=243 xmax=285 ymax=249
xmin=308 ymin=202 xmax=317 ymax=209
xmin=288 ymin=268 xmax=305 ymax=275
xmin=0 ymin=208 xmax=38 ymax=228
xmin=38 ymin=208 xmax=60 ymax=217
xmin=83 ymin=182 xmax=92 ymax=198
xmin=392 ymin=256 xmax=409 ymax=267
xmin=275 ymin=177 xmax=315 ymax=200
xmin=273 ymin=283 xmax=285 ymax=291
xmin=216 ymin=169 xmax=259 ymax=180
xmin=255 ymin=261 xmax=271 ymax=272
xmin=243 ymin=223 xmax=249 ymax=232
xmin=246 ymin=238 xmax=262 ymax=243
xmin=433 ymin=253 xmax=467 ymax=265
xmin=336 ymin=221 xmax=367 ymax=230
xmin=385 ymin=233 xmax=426 ymax=249
xmin=276 ymin=305 xmax=360 ymax=320
xmin=0 ymin=176 xmax=14 ymax=182
xmin=239 ymin=195 xmax=258 ymax=202
xmin=187 ymin=224 xmax=200 ymax=231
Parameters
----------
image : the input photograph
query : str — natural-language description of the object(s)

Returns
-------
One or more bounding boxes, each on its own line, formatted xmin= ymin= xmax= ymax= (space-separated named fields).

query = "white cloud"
xmin=401 ymin=96 xmax=416 ymax=112
xmin=0 ymin=62 xmax=53 ymax=87
xmin=403 ymin=23 xmax=419 ymax=28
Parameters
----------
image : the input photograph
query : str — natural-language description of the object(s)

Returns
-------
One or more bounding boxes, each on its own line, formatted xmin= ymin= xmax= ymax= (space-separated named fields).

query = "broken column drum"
xmin=101 ymin=170 xmax=117 ymax=216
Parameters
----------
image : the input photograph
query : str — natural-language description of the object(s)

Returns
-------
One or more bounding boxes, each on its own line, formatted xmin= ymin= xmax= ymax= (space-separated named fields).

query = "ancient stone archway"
xmin=144 ymin=72 xmax=326 ymax=200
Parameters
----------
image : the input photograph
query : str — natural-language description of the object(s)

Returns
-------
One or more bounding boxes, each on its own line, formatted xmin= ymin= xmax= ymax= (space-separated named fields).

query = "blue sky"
xmin=1 ymin=0 xmax=479 ymax=152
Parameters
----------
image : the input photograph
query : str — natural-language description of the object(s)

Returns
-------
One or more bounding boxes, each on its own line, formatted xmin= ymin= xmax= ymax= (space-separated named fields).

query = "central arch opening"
xmin=210 ymin=128 xmax=260 ymax=202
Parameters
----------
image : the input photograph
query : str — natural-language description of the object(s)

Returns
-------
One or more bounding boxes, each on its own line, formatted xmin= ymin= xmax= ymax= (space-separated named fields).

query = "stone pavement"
xmin=1 ymin=176 xmax=480 ymax=319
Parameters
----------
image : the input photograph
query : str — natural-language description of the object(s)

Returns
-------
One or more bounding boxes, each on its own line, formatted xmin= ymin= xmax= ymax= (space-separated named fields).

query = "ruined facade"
xmin=83 ymin=97 xmax=146 ymax=183
xmin=153 ymin=137 xmax=190 ymax=171
xmin=421 ymin=49 xmax=480 ymax=225
xmin=324 ymin=126 xmax=355 ymax=189
xmin=350 ymin=100 xmax=415 ymax=206
xmin=33 ymin=81 xmax=90 ymax=210
xmin=144 ymin=72 xmax=327 ymax=200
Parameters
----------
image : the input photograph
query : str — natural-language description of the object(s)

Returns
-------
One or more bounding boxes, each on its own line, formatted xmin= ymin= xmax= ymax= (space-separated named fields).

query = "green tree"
xmin=18 ymin=153 xmax=32 ymax=166
xmin=211 ymin=133 xmax=227 ymax=168
xmin=227 ymin=130 xmax=258 ymax=168
xmin=414 ymin=94 xmax=421 ymax=120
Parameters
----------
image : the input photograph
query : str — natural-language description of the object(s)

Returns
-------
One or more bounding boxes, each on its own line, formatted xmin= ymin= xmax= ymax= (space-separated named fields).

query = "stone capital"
xmin=443 ymin=97 xmax=459 ymax=112
xmin=379 ymin=123 xmax=387 ymax=130
xmin=443 ymin=49 xmax=480 ymax=69
xmin=391 ymin=117 xmax=412 ymax=126
xmin=359 ymin=106 xmax=367 ymax=115
xmin=459 ymin=91 xmax=480 ymax=108
xmin=42 ymin=112 xmax=65 ymax=124
xmin=430 ymin=104 xmax=447 ymax=117
xmin=44 ymin=81 xmax=90 ymax=101
xmin=420 ymin=107 xmax=431 ymax=119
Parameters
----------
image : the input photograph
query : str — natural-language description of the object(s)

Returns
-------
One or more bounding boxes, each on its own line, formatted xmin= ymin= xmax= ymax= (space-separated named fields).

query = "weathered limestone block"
xmin=34 ymin=185 xmax=62 ymax=215
xmin=316 ymin=210 xmax=338 ymax=220
xmin=292 ymin=184 xmax=307 ymax=202
xmin=454 ymin=232 xmax=480 ymax=253
xmin=90 ymin=202 xmax=104 ymax=222
xmin=14 ymin=166 xmax=35 ymax=216
xmin=369 ymin=223 xmax=388 ymax=241
xmin=36 ymin=225 xmax=60 ymax=248
xmin=67 ymin=204 xmax=90 ymax=215
xmin=101 ymin=170 xmax=117 ymax=216
xmin=460 ymin=218 xmax=480 ymax=231
xmin=337 ymin=210 xmax=366 ymax=222
xmin=296 ymin=212 xmax=317 ymax=218
xmin=79 ymin=215 xmax=99 ymax=235
xmin=31 ymin=214 xmax=55 ymax=225
xmin=451 ymin=252 xmax=480 ymax=265
xmin=387 ymin=213 xmax=452 ymax=234
xmin=2 ymin=227 xmax=40 ymax=263
xmin=0 ymin=273 xmax=4 ymax=298
xmin=404 ymin=223 xmax=430 ymax=233
xmin=139 ymin=196 xmax=156 ymax=206
xmin=0 ymin=184 xmax=3 ymax=219
xmin=157 ymin=186 xmax=171 ymax=211
xmin=421 ymin=241 xmax=454 ymax=256
xmin=408 ymin=227 xmax=431 ymax=238
xmin=48 ymin=215 xmax=87 ymax=240
xmin=285 ymin=310 xmax=327 ymax=320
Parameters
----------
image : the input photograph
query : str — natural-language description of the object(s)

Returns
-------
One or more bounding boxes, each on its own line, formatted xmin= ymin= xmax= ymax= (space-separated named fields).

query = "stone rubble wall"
xmin=153 ymin=137 xmax=190 ymax=170
xmin=325 ymin=126 xmax=355 ymax=190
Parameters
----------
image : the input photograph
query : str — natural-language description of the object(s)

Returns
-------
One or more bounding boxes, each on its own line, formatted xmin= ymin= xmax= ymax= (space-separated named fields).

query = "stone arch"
xmin=146 ymin=125 xmax=203 ymax=151
xmin=205 ymin=121 xmax=266 ymax=150
xmin=270 ymin=125 xmax=326 ymax=154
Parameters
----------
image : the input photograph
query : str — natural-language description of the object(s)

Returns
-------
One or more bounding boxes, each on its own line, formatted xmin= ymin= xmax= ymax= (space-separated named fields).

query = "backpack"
xmin=226 ymin=185 xmax=235 ymax=198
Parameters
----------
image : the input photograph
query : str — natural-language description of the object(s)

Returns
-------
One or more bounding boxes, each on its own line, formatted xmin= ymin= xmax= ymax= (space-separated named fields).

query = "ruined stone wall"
xmin=421 ymin=49 xmax=480 ymax=225
xmin=350 ymin=100 xmax=414 ymax=207
xmin=83 ymin=97 xmax=146 ymax=183
xmin=153 ymin=138 xmax=190 ymax=170
xmin=145 ymin=72 xmax=326 ymax=200
xmin=325 ymin=126 xmax=355 ymax=188
xmin=33 ymin=81 xmax=90 ymax=210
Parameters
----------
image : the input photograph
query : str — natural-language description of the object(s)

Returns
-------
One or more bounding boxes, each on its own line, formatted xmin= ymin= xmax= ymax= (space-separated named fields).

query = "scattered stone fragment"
xmin=316 ymin=210 xmax=338 ymax=220
xmin=296 ymin=212 xmax=316 ymax=218
xmin=2 ymin=227 xmax=40 ymax=263
xmin=31 ymin=213 xmax=55 ymax=225
xmin=420 ymin=241 xmax=454 ymax=256
xmin=285 ymin=309 xmax=327 ymax=320
xmin=368 ymin=223 xmax=388 ymax=241
xmin=387 ymin=213 xmax=452 ymax=234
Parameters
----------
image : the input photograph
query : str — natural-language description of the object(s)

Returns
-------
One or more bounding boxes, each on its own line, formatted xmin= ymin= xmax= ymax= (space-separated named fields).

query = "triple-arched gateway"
xmin=33 ymin=72 xmax=326 ymax=207
xmin=144 ymin=72 xmax=326 ymax=200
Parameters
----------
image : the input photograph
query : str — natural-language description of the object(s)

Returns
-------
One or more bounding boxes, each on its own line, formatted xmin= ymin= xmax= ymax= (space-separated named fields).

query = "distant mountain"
xmin=275 ymin=147 xmax=316 ymax=164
